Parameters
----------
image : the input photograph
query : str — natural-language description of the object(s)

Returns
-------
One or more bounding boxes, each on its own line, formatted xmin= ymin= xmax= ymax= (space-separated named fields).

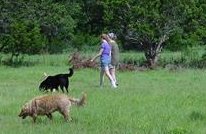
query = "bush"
xmin=0 ymin=21 xmax=46 ymax=55
xmin=70 ymin=33 xmax=99 ymax=51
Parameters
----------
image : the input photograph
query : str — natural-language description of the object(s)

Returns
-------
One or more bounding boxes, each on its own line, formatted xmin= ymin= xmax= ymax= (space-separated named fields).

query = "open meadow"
xmin=0 ymin=63 xmax=206 ymax=134
xmin=1 ymin=1 xmax=206 ymax=133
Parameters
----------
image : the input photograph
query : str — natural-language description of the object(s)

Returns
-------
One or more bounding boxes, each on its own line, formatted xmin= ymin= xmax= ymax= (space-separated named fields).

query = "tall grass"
xmin=0 ymin=47 xmax=205 ymax=68
xmin=0 ymin=63 xmax=206 ymax=134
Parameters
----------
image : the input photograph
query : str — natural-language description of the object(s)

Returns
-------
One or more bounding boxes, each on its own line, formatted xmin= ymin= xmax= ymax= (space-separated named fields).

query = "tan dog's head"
xmin=18 ymin=103 xmax=30 ymax=119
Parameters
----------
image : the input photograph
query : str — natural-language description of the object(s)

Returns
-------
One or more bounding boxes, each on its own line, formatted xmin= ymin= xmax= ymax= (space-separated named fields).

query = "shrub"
xmin=70 ymin=33 xmax=99 ymax=51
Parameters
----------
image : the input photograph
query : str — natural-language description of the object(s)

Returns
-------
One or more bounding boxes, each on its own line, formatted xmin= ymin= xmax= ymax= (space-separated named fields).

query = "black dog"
xmin=39 ymin=68 xmax=74 ymax=93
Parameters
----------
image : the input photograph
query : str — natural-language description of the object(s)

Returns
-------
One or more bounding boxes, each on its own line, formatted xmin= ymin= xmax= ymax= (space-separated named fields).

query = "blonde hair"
xmin=101 ymin=34 xmax=110 ymax=42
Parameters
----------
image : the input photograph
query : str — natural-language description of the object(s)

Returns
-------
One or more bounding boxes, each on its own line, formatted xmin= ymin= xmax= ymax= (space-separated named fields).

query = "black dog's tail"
xmin=66 ymin=68 xmax=74 ymax=77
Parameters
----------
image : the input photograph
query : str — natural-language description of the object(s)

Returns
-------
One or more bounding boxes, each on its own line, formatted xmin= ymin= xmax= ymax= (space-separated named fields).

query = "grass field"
xmin=0 ymin=65 xmax=206 ymax=134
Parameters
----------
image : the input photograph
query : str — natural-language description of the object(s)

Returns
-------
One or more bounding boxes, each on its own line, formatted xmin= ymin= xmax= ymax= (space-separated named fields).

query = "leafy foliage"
xmin=0 ymin=0 xmax=79 ymax=56
xmin=0 ymin=0 xmax=206 ymax=66
xmin=102 ymin=0 xmax=206 ymax=66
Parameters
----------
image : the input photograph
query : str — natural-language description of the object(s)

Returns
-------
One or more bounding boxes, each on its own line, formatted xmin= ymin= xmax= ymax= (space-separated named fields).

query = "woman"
xmin=108 ymin=33 xmax=119 ymax=86
xmin=91 ymin=34 xmax=117 ymax=88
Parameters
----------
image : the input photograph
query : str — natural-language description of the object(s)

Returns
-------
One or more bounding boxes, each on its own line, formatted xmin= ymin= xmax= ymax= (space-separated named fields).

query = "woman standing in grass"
xmin=91 ymin=34 xmax=117 ymax=88
xmin=108 ymin=33 xmax=119 ymax=86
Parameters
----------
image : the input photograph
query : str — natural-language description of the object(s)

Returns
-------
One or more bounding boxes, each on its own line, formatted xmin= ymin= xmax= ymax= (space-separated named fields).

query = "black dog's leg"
xmin=50 ymin=88 xmax=53 ymax=92
xmin=65 ymin=88 xmax=68 ymax=93
xmin=65 ymin=85 xmax=69 ymax=93
xmin=43 ymin=87 xmax=49 ymax=93
xmin=65 ymin=81 xmax=69 ymax=93
xmin=60 ymin=85 xmax=64 ymax=93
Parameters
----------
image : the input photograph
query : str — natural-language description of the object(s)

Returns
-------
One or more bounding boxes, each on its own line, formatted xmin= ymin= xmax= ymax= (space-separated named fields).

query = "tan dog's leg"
xmin=59 ymin=110 xmax=68 ymax=121
xmin=59 ymin=107 xmax=72 ymax=122
xmin=32 ymin=114 xmax=37 ymax=123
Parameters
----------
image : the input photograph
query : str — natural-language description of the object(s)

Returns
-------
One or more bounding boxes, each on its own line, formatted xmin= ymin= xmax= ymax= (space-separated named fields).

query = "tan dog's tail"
xmin=69 ymin=93 xmax=87 ymax=106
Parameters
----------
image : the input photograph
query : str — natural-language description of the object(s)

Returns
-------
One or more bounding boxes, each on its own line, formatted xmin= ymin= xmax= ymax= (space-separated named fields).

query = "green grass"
xmin=1 ymin=48 xmax=205 ymax=68
xmin=0 ymin=65 xmax=206 ymax=134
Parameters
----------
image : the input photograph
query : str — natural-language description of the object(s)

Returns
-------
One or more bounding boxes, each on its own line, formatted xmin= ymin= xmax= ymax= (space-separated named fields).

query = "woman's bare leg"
xmin=110 ymin=67 xmax=117 ymax=84
xmin=104 ymin=66 xmax=117 ymax=88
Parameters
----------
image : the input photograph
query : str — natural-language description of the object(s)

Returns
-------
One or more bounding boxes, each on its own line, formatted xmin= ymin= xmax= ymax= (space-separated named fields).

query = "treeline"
xmin=0 ymin=0 xmax=206 ymax=57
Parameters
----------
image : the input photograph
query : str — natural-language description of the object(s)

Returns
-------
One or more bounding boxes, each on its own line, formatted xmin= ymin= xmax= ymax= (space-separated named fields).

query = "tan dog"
xmin=18 ymin=93 xmax=86 ymax=122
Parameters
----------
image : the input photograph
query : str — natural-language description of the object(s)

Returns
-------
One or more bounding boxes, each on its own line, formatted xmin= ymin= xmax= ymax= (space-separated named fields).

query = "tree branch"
xmin=156 ymin=34 xmax=169 ymax=54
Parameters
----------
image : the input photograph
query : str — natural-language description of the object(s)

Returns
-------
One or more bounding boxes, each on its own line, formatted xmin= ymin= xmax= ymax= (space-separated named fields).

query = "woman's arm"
xmin=91 ymin=48 xmax=103 ymax=62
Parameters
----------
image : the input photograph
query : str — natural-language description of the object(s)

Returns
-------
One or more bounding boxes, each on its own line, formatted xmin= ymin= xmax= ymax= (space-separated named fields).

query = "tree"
xmin=103 ymin=0 xmax=206 ymax=67
xmin=1 ymin=21 xmax=45 ymax=57
xmin=0 ymin=0 xmax=79 ymax=57
xmin=76 ymin=0 xmax=104 ymax=35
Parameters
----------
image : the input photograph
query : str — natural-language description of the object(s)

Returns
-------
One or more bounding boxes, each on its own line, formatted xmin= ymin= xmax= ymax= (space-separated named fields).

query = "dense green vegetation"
xmin=1 ymin=1 xmax=206 ymax=62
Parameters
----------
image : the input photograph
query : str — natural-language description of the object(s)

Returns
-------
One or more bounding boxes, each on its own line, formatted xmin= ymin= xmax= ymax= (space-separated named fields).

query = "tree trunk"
xmin=143 ymin=35 xmax=168 ymax=68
